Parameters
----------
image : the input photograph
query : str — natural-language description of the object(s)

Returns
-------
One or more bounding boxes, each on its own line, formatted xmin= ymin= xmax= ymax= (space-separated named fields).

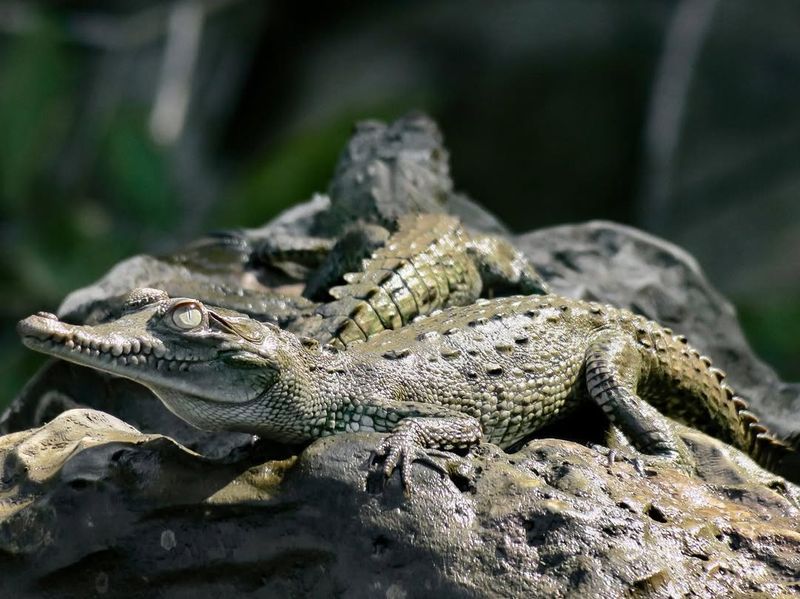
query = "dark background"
xmin=1 ymin=0 xmax=799 ymax=406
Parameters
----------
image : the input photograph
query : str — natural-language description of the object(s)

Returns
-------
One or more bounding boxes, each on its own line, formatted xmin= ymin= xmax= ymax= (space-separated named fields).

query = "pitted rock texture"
xmin=0 ymin=409 xmax=798 ymax=598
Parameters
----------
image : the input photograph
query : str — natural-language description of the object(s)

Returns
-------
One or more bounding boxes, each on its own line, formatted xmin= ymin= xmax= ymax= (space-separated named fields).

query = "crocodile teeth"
xmin=122 ymin=341 xmax=132 ymax=355
xmin=65 ymin=339 xmax=75 ymax=349
xmin=153 ymin=345 xmax=166 ymax=359
xmin=130 ymin=339 xmax=141 ymax=354
xmin=112 ymin=345 xmax=123 ymax=357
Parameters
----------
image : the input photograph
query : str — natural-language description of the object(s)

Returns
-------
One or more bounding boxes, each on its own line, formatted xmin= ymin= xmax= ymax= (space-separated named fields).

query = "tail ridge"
xmin=649 ymin=324 xmax=794 ymax=475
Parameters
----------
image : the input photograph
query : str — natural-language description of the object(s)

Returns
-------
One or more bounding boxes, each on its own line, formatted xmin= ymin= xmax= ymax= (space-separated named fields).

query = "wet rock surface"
xmin=1 ymin=409 xmax=798 ymax=598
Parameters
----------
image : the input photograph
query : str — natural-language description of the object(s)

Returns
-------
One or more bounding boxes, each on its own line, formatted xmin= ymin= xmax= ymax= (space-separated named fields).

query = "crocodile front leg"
xmin=585 ymin=332 xmax=694 ymax=471
xmin=367 ymin=401 xmax=483 ymax=490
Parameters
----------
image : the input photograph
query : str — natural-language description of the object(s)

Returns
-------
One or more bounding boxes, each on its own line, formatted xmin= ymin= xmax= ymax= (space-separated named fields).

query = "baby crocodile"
xmin=293 ymin=213 xmax=549 ymax=347
xmin=17 ymin=289 xmax=794 ymax=487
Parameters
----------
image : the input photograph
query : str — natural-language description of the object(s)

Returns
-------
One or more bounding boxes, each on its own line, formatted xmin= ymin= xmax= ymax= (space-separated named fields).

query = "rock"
xmin=1 ymin=360 xmax=256 ymax=460
xmin=323 ymin=112 xmax=453 ymax=233
xmin=1 ymin=409 xmax=797 ymax=598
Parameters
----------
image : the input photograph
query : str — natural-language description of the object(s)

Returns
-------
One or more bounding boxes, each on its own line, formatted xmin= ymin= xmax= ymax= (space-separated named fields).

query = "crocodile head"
xmin=17 ymin=288 xmax=312 ymax=438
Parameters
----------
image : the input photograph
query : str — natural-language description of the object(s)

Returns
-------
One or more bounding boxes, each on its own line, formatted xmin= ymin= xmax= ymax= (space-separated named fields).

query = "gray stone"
xmin=0 ymin=409 xmax=797 ymax=598
xmin=1 ymin=359 xmax=256 ymax=460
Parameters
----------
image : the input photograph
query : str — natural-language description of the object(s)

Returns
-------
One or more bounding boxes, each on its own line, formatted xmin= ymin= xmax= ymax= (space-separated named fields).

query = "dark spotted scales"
xmin=319 ymin=294 xmax=790 ymax=475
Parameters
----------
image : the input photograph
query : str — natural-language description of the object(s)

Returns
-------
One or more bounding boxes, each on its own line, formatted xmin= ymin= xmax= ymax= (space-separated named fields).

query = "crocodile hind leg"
xmin=254 ymin=233 xmax=335 ymax=280
xmin=585 ymin=332 xmax=694 ymax=472
xmin=303 ymin=223 xmax=391 ymax=301
xmin=466 ymin=234 xmax=550 ymax=296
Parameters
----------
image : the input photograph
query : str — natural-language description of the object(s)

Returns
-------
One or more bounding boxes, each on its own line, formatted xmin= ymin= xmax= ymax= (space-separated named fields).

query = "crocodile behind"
xmin=295 ymin=213 xmax=549 ymax=347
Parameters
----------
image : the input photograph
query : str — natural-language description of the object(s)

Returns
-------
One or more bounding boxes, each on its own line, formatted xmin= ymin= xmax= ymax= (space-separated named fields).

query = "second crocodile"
xmin=294 ymin=213 xmax=549 ymax=347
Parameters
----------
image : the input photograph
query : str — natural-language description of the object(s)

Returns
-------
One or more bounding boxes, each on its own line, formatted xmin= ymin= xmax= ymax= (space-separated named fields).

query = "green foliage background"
xmin=1 ymin=2 xmax=798 ymax=408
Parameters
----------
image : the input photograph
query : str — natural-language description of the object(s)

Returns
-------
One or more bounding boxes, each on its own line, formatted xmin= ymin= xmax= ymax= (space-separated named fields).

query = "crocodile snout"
xmin=17 ymin=313 xmax=70 ymax=343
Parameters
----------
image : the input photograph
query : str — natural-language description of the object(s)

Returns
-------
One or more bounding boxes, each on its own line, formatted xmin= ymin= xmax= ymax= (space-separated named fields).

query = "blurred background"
xmin=1 ymin=0 xmax=798 ymax=406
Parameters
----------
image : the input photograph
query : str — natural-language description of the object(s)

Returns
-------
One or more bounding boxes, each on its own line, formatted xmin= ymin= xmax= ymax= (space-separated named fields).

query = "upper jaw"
xmin=17 ymin=313 xmax=207 ymax=376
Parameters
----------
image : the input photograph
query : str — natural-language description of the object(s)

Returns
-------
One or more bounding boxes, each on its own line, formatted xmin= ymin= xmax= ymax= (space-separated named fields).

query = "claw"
xmin=401 ymin=451 xmax=413 ymax=489
xmin=372 ymin=432 xmax=474 ymax=493
xmin=590 ymin=443 xmax=646 ymax=476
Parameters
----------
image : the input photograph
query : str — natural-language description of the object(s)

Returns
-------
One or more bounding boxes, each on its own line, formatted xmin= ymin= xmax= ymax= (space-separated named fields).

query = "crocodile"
xmin=291 ymin=213 xmax=549 ymax=347
xmin=18 ymin=288 xmax=796 ymax=488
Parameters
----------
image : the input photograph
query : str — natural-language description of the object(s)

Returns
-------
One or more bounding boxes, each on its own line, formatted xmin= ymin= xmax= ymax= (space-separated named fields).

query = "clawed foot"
xmin=370 ymin=432 xmax=474 ymax=492
xmin=589 ymin=443 xmax=697 ymax=477
xmin=589 ymin=444 xmax=648 ymax=476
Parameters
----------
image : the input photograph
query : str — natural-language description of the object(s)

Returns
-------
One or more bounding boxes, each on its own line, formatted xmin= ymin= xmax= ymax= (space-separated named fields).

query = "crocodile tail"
xmin=314 ymin=214 xmax=475 ymax=348
xmin=728 ymin=392 xmax=793 ymax=473
xmin=647 ymin=326 xmax=793 ymax=473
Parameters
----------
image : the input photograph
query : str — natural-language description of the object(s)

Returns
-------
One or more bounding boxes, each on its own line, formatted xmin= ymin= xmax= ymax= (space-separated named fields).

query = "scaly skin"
xmin=293 ymin=213 xmax=550 ymax=347
xmin=17 ymin=289 xmax=794 ymax=487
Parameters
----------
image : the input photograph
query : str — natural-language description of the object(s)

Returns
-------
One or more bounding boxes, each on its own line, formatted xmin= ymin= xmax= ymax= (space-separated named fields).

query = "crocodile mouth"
xmin=18 ymin=312 xmax=210 ymax=375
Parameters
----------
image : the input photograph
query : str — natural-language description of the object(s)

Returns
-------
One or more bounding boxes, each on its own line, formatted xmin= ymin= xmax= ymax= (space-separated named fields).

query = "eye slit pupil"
xmin=172 ymin=303 xmax=203 ymax=329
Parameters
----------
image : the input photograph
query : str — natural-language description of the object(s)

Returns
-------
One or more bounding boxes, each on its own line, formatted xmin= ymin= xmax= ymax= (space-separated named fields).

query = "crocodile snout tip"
xmin=17 ymin=313 xmax=65 ymax=342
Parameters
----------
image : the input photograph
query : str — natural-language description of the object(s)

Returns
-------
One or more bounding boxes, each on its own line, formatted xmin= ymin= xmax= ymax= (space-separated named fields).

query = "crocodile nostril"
xmin=36 ymin=311 xmax=59 ymax=320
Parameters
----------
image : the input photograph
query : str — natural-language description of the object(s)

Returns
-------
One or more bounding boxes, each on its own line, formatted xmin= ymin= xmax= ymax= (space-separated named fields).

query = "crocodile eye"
xmin=171 ymin=303 xmax=203 ymax=330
